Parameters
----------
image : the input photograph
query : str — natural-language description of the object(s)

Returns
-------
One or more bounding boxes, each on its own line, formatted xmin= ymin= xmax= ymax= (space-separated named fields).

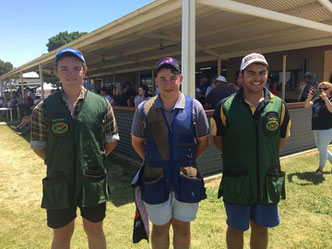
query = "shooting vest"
xmin=41 ymin=91 xmax=109 ymax=209
xmin=219 ymin=93 xmax=286 ymax=205
xmin=140 ymin=95 xmax=206 ymax=204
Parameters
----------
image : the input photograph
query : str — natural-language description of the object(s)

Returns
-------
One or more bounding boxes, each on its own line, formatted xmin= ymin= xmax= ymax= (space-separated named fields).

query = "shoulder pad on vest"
xmin=143 ymin=96 xmax=158 ymax=116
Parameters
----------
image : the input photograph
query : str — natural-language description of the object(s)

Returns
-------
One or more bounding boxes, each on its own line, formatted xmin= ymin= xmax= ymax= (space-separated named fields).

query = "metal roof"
xmin=1 ymin=0 xmax=332 ymax=80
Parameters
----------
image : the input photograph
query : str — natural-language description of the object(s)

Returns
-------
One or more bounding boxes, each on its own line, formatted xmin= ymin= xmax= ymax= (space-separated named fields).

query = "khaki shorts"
xmin=143 ymin=192 xmax=199 ymax=225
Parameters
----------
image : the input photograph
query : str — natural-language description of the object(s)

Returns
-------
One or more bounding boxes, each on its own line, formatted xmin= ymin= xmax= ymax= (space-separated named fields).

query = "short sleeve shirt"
xmin=311 ymin=97 xmax=332 ymax=130
xmin=30 ymin=88 xmax=120 ymax=149
xmin=131 ymin=93 xmax=210 ymax=138
xmin=211 ymin=88 xmax=291 ymax=139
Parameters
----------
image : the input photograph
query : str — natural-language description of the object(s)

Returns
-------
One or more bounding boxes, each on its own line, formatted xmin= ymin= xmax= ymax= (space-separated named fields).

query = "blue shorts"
xmin=143 ymin=192 xmax=199 ymax=225
xmin=224 ymin=202 xmax=280 ymax=231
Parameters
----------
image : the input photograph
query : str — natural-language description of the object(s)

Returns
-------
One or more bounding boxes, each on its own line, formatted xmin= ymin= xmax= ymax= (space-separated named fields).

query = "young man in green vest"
xmin=30 ymin=47 xmax=119 ymax=249
xmin=211 ymin=53 xmax=291 ymax=249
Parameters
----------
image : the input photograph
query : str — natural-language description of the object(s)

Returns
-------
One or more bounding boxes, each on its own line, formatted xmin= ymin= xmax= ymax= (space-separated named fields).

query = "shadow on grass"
xmin=107 ymin=154 xmax=140 ymax=207
xmin=6 ymin=124 xmax=31 ymax=143
xmin=287 ymin=171 xmax=325 ymax=186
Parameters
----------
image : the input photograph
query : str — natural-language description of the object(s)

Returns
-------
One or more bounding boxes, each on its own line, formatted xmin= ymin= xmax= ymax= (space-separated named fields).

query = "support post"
xmin=152 ymin=68 xmax=155 ymax=95
xmin=39 ymin=64 xmax=45 ymax=100
xmin=181 ymin=0 xmax=196 ymax=97
xmin=20 ymin=72 xmax=24 ymax=101
xmin=217 ymin=57 xmax=221 ymax=76
xmin=9 ymin=78 xmax=13 ymax=99
xmin=282 ymin=55 xmax=287 ymax=100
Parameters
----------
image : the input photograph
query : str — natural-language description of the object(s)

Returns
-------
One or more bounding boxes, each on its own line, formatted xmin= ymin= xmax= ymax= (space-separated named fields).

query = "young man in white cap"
xmin=30 ymin=47 xmax=119 ymax=249
xmin=211 ymin=53 xmax=291 ymax=249
xmin=131 ymin=57 xmax=209 ymax=249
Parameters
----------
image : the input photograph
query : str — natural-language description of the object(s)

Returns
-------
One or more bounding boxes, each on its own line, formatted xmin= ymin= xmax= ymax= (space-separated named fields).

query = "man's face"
xmin=200 ymin=76 xmax=208 ymax=84
xmin=155 ymin=68 xmax=182 ymax=99
xmin=241 ymin=63 xmax=268 ymax=94
xmin=55 ymin=56 xmax=86 ymax=88
xmin=138 ymin=87 xmax=144 ymax=96
xmin=215 ymin=81 xmax=226 ymax=87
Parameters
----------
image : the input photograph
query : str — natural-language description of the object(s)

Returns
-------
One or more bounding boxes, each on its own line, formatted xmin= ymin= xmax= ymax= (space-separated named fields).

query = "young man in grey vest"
xmin=131 ymin=57 xmax=209 ymax=249
xmin=30 ymin=47 xmax=119 ymax=249
xmin=211 ymin=53 xmax=291 ymax=249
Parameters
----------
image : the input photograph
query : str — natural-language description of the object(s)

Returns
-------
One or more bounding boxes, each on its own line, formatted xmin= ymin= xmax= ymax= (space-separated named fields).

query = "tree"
xmin=0 ymin=59 xmax=14 ymax=76
xmin=46 ymin=31 xmax=87 ymax=52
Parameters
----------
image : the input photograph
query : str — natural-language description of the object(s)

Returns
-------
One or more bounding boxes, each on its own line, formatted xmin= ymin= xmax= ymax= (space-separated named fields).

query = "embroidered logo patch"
xmin=265 ymin=120 xmax=279 ymax=131
xmin=52 ymin=122 xmax=68 ymax=134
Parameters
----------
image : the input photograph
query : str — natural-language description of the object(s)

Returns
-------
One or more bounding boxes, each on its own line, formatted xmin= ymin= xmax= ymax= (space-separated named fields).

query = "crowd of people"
xmin=96 ymin=81 xmax=152 ymax=108
xmin=0 ymin=87 xmax=43 ymax=135
xmin=92 ymin=64 xmax=324 ymax=117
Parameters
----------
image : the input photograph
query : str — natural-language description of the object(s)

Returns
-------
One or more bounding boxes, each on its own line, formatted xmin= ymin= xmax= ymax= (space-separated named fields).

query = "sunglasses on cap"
xmin=155 ymin=57 xmax=180 ymax=72
xmin=319 ymin=87 xmax=329 ymax=91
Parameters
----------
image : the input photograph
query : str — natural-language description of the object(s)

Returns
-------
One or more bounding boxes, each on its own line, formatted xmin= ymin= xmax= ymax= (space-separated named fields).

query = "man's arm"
xmin=131 ymin=134 xmax=145 ymax=160
xmin=304 ymin=88 xmax=314 ymax=108
xmin=196 ymin=135 xmax=209 ymax=159
xmin=279 ymin=102 xmax=291 ymax=148
xmin=30 ymin=101 xmax=47 ymax=160
xmin=212 ymin=135 xmax=223 ymax=152
xmin=105 ymin=141 xmax=117 ymax=156
xmin=32 ymin=148 xmax=46 ymax=160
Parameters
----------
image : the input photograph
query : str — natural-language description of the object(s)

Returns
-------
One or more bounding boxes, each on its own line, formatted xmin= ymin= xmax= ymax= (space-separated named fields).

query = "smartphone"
xmin=312 ymin=89 xmax=321 ymax=97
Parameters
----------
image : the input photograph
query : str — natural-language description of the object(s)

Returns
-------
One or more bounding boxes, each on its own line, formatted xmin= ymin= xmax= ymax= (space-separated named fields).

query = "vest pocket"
xmin=220 ymin=174 xmax=251 ymax=203
xmin=82 ymin=168 xmax=107 ymax=207
xmin=41 ymin=177 xmax=69 ymax=209
xmin=262 ymin=171 xmax=285 ymax=204
xmin=176 ymin=167 xmax=206 ymax=203
xmin=141 ymin=168 xmax=169 ymax=205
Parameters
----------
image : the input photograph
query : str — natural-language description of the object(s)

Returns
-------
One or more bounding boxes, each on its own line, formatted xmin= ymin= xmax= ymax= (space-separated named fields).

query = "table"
xmin=0 ymin=107 xmax=13 ymax=122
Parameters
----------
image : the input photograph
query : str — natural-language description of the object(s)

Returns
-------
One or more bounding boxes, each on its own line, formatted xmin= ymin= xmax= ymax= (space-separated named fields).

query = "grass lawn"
xmin=0 ymin=120 xmax=332 ymax=249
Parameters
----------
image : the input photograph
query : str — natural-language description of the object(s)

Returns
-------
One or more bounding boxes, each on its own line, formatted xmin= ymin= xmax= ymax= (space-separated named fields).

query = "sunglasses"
xmin=319 ymin=88 xmax=329 ymax=91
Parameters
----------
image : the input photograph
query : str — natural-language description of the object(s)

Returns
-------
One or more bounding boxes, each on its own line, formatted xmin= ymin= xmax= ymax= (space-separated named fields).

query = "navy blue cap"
xmin=55 ymin=47 xmax=85 ymax=63
xmin=155 ymin=57 xmax=180 ymax=73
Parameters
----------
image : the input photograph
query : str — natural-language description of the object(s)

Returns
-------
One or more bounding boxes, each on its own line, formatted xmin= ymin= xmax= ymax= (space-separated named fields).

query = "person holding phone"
xmin=304 ymin=82 xmax=332 ymax=175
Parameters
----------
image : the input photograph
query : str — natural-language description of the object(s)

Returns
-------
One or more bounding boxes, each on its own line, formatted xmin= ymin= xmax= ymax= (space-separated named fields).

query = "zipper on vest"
xmin=253 ymin=109 xmax=260 ymax=202
xmin=72 ymin=116 xmax=78 ymax=205
xmin=255 ymin=118 xmax=260 ymax=202
xmin=253 ymin=101 xmax=267 ymax=202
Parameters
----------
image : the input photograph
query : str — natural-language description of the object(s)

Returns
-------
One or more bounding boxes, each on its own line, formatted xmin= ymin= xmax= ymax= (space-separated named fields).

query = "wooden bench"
xmin=0 ymin=107 xmax=13 ymax=122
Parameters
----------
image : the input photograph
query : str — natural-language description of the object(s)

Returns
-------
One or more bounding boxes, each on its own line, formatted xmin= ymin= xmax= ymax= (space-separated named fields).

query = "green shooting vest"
xmin=219 ymin=94 xmax=286 ymax=205
xmin=41 ymin=91 xmax=109 ymax=209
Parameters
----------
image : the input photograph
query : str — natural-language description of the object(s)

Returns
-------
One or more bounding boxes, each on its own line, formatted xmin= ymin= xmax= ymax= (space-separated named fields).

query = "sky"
xmin=1 ymin=0 xmax=154 ymax=68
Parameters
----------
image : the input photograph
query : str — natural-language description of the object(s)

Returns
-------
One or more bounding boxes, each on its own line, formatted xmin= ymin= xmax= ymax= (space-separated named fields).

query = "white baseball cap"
xmin=240 ymin=53 xmax=268 ymax=71
xmin=215 ymin=75 xmax=227 ymax=83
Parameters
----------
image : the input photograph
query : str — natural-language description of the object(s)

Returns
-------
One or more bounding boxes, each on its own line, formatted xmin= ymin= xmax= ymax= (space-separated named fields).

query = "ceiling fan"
xmin=159 ymin=39 xmax=176 ymax=50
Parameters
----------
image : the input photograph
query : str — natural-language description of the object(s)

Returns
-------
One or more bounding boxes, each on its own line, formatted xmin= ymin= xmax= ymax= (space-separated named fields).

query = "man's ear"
xmin=179 ymin=74 xmax=183 ymax=83
xmin=155 ymin=77 xmax=159 ymax=87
